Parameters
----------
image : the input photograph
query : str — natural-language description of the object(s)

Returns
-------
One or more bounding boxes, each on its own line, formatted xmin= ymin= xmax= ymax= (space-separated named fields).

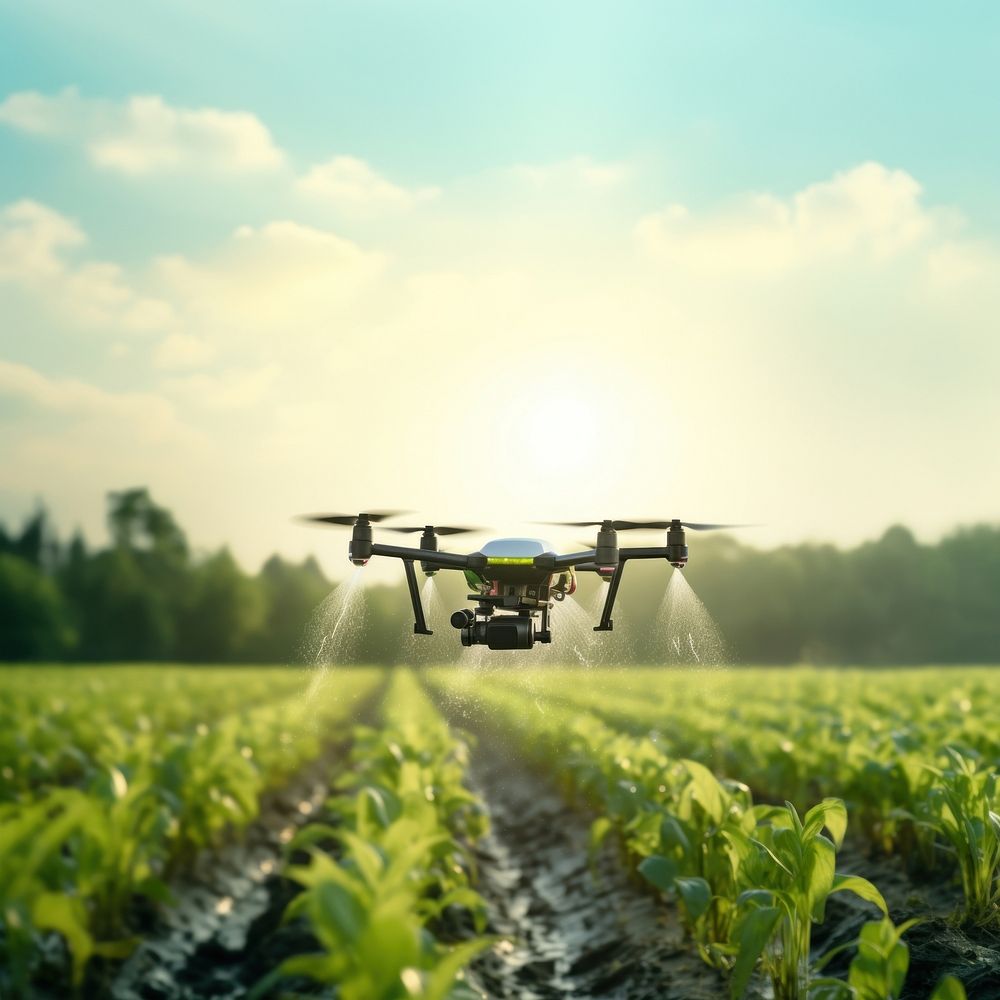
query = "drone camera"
xmin=454 ymin=612 xmax=535 ymax=649
xmin=485 ymin=616 xmax=535 ymax=650
xmin=450 ymin=609 xmax=475 ymax=629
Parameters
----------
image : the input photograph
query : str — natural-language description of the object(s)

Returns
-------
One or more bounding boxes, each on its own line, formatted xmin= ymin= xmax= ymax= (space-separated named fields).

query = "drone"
xmin=298 ymin=512 xmax=745 ymax=651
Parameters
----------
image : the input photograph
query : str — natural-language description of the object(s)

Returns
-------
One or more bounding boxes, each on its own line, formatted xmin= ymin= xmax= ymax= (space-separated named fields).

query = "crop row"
xmin=508 ymin=667 xmax=1000 ymax=923
xmin=258 ymin=669 xmax=490 ymax=1000
xmin=0 ymin=667 xmax=383 ymax=995
xmin=428 ymin=670 xmax=970 ymax=1000
xmin=0 ymin=665 xmax=311 ymax=799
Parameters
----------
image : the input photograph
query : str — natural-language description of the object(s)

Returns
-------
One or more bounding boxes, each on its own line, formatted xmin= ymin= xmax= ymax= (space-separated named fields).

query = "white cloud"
xmin=154 ymin=220 xmax=385 ymax=336
xmin=0 ymin=87 xmax=284 ymax=175
xmin=0 ymin=357 xmax=193 ymax=437
xmin=153 ymin=332 xmax=217 ymax=370
xmin=0 ymin=199 xmax=85 ymax=278
xmin=508 ymin=155 xmax=630 ymax=189
xmin=296 ymin=155 xmax=440 ymax=209
xmin=0 ymin=199 xmax=173 ymax=331
xmin=164 ymin=365 xmax=279 ymax=410
xmin=0 ymin=360 xmax=212 ymax=546
xmin=635 ymin=162 xmax=942 ymax=275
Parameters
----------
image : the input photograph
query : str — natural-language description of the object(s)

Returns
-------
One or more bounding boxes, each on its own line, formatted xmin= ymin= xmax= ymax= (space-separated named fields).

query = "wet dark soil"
xmin=436 ymin=692 xmax=1000 ymax=1000
xmin=815 ymin=839 xmax=1000 ymax=1000
xmin=107 ymin=755 xmax=334 ymax=1000
xmin=440 ymin=716 xmax=733 ymax=999
xmin=68 ymin=671 xmax=999 ymax=1000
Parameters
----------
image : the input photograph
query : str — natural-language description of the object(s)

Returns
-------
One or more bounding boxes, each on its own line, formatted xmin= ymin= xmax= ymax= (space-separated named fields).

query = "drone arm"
xmin=370 ymin=542 xmax=473 ymax=570
xmin=535 ymin=550 xmax=598 ymax=570
xmin=616 ymin=546 xmax=670 ymax=560
xmin=592 ymin=548 xmax=670 ymax=631
xmin=402 ymin=559 xmax=432 ymax=635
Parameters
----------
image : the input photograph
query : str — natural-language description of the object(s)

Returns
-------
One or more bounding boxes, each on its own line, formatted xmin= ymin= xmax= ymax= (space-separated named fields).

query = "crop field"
xmin=1 ymin=664 xmax=998 ymax=1000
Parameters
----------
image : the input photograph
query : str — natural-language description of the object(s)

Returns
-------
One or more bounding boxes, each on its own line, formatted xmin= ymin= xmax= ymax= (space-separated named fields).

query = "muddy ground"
xmin=815 ymin=839 xmax=1000 ymax=999
xmin=452 ymin=722 xmax=732 ymax=1000
xmin=106 ymin=751 xmax=335 ymax=1000
xmin=86 ymin=682 xmax=999 ymax=1000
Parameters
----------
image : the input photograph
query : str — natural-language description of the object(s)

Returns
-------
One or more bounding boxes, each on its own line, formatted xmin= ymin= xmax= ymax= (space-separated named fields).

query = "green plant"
xmin=726 ymin=798 xmax=887 ymax=999
xmin=637 ymin=760 xmax=756 ymax=966
xmin=268 ymin=671 xmax=492 ymax=999
xmin=811 ymin=917 xmax=969 ymax=1000
xmin=921 ymin=748 xmax=1000 ymax=927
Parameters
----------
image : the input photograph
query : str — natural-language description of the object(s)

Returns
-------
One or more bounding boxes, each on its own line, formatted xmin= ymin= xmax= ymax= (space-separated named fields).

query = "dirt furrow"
xmin=447 ymin=719 xmax=728 ymax=1000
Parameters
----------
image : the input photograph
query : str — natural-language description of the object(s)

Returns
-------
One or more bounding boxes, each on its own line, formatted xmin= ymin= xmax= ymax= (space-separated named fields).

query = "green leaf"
xmin=675 ymin=877 xmax=712 ymax=922
xmin=660 ymin=814 xmax=693 ymax=857
xmin=682 ymin=759 xmax=726 ymax=824
xmin=423 ymin=937 xmax=495 ymax=1000
xmin=278 ymin=951 xmax=340 ymax=981
xmin=357 ymin=911 xmax=422 ymax=994
xmin=589 ymin=816 xmax=613 ymax=855
xmin=730 ymin=905 xmax=782 ymax=999
xmin=930 ymin=976 xmax=968 ymax=1000
xmin=32 ymin=893 xmax=93 ymax=986
xmin=312 ymin=881 xmax=366 ymax=945
xmin=638 ymin=854 xmax=678 ymax=893
xmin=136 ymin=876 xmax=175 ymax=906
xmin=92 ymin=938 xmax=139 ymax=960
xmin=848 ymin=918 xmax=911 ymax=998
xmin=804 ymin=835 xmax=836 ymax=922
xmin=808 ymin=979 xmax=853 ymax=1000
xmin=803 ymin=798 xmax=848 ymax=849
xmin=337 ymin=829 xmax=386 ymax=888
xmin=830 ymin=874 xmax=888 ymax=916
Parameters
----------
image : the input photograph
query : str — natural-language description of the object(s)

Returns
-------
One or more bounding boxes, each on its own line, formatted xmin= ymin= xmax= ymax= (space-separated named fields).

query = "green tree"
xmin=0 ymin=553 xmax=74 ymax=659
xmin=252 ymin=555 xmax=331 ymax=662
xmin=176 ymin=548 xmax=265 ymax=662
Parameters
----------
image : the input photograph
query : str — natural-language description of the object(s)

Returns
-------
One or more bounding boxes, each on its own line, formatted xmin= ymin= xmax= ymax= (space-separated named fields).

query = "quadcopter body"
xmin=299 ymin=512 xmax=744 ymax=651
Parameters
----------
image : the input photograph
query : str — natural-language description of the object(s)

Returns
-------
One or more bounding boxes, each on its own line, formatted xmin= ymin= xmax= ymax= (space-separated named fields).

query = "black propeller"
xmin=540 ymin=518 xmax=751 ymax=531
xmin=298 ymin=510 xmax=408 ymax=527
xmin=386 ymin=524 xmax=484 ymax=536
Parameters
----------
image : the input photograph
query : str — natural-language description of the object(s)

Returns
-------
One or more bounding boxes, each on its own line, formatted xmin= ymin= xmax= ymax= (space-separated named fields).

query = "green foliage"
xmin=0 ymin=666 xmax=384 ymax=994
xmin=273 ymin=670 xmax=491 ymax=999
xmin=429 ymin=669 xmax=988 ymax=1000
xmin=811 ymin=918 xmax=969 ymax=1000
xmin=4 ymin=489 xmax=1000 ymax=664
xmin=727 ymin=799 xmax=886 ymax=1000
xmin=0 ymin=553 xmax=74 ymax=659
xmin=920 ymin=748 xmax=1000 ymax=927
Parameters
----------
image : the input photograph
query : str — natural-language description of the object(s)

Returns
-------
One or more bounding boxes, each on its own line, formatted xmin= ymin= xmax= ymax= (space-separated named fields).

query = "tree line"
xmin=1 ymin=488 xmax=997 ymax=665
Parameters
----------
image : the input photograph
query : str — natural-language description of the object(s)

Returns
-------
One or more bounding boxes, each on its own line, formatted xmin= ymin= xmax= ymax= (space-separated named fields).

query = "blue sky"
xmin=1 ymin=2 xmax=998 ymax=571
xmin=5 ymin=2 xmax=1000 ymax=241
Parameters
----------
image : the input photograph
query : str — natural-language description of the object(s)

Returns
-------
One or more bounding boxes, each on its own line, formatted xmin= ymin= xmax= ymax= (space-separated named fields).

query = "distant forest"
xmin=1 ymin=488 xmax=998 ymax=665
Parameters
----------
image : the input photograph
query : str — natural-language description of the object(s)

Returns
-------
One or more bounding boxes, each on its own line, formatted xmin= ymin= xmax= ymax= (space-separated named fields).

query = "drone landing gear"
xmin=594 ymin=560 xmax=626 ymax=631
xmin=402 ymin=559 xmax=432 ymax=635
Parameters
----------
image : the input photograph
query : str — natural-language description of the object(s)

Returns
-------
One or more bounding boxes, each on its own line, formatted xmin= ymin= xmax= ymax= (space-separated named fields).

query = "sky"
xmin=1 ymin=1 xmax=998 ymax=578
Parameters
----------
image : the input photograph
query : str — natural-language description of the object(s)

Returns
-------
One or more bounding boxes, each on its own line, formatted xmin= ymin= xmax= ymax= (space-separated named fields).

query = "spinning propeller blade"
xmin=385 ymin=525 xmax=484 ymax=536
xmin=539 ymin=518 xmax=752 ymax=531
xmin=297 ymin=510 xmax=408 ymax=527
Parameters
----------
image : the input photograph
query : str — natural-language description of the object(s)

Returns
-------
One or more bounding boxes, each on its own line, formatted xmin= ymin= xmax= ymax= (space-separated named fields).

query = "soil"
xmin=106 ymin=752 xmax=335 ymax=1000
xmin=439 ymin=710 xmax=736 ymax=1000
xmin=61 ymin=671 xmax=1000 ymax=1000
xmin=437 ymin=693 xmax=1000 ymax=1000
xmin=100 ymin=672 xmax=391 ymax=1000
xmin=815 ymin=840 xmax=1000 ymax=1000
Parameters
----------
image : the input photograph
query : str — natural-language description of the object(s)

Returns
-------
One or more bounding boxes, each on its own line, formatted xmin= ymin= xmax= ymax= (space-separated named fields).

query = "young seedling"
xmin=921 ymin=748 xmax=1000 ymax=927
xmin=728 ymin=798 xmax=887 ymax=1000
